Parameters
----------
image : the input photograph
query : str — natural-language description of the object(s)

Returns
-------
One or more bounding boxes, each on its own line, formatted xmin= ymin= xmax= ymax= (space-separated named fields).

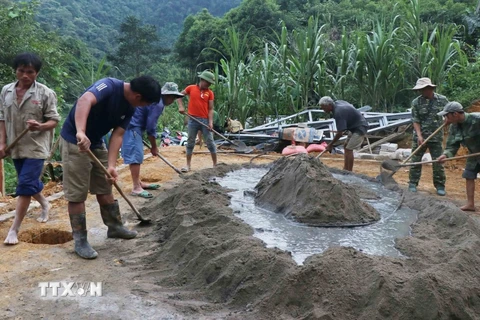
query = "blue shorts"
xmin=13 ymin=158 xmax=45 ymax=196
xmin=121 ymin=128 xmax=145 ymax=164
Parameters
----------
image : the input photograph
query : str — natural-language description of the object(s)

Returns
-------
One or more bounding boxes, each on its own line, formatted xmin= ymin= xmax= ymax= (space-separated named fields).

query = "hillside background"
xmin=32 ymin=0 xmax=242 ymax=56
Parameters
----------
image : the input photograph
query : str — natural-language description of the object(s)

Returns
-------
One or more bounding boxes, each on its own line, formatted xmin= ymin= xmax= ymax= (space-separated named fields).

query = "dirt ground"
xmin=1 ymin=144 xmax=480 ymax=319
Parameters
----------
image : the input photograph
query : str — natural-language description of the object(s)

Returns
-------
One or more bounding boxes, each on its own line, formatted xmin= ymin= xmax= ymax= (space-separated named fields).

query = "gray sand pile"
xmin=254 ymin=155 xmax=380 ymax=226
xmin=134 ymin=163 xmax=480 ymax=320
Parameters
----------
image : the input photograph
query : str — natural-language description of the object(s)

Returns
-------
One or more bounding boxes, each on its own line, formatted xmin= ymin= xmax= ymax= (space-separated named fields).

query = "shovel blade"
xmin=381 ymin=159 xmax=402 ymax=172
xmin=232 ymin=140 xmax=250 ymax=153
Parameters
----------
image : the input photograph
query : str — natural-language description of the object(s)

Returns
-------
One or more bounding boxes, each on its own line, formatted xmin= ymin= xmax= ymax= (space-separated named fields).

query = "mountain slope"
xmin=24 ymin=0 xmax=241 ymax=56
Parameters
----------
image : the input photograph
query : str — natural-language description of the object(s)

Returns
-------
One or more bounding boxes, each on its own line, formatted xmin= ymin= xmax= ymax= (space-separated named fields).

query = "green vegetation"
xmin=1 ymin=0 xmax=480 ymax=193
xmin=15 ymin=0 xmax=242 ymax=57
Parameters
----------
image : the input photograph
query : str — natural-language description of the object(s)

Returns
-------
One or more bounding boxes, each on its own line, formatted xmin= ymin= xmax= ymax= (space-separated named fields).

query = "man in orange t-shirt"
xmin=178 ymin=70 xmax=217 ymax=172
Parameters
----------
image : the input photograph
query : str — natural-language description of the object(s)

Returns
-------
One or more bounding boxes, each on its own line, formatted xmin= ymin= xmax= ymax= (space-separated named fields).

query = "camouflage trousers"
xmin=408 ymin=139 xmax=446 ymax=188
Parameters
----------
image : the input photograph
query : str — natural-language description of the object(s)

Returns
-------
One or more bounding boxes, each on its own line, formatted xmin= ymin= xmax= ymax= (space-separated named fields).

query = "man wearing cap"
xmin=319 ymin=96 xmax=368 ymax=171
xmin=121 ymin=82 xmax=184 ymax=198
xmin=408 ymin=77 xmax=448 ymax=195
xmin=438 ymin=102 xmax=480 ymax=211
xmin=177 ymin=70 xmax=217 ymax=172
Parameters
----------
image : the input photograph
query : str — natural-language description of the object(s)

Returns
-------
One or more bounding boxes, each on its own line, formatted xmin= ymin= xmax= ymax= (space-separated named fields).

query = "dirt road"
xmin=0 ymin=145 xmax=478 ymax=319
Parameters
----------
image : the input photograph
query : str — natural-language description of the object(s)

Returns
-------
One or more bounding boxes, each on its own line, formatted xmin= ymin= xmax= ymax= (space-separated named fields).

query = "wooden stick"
xmin=401 ymin=122 xmax=445 ymax=165
xmin=142 ymin=140 xmax=183 ymax=175
xmin=184 ymin=113 xmax=250 ymax=151
xmin=5 ymin=128 xmax=29 ymax=153
xmin=399 ymin=152 xmax=480 ymax=167
xmin=86 ymin=149 xmax=150 ymax=223
xmin=357 ymin=124 xmax=411 ymax=153
xmin=366 ymin=136 xmax=373 ymax=154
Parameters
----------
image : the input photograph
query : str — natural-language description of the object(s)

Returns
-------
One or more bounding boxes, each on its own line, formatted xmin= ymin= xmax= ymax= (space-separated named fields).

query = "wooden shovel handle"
xmin=86 ymin=149 xmax=141 ymax=217
xmin=5 ymin=128 xmax=29 ymax=152
xmin=402 ymin=123 xmax=446 ymax=164
xmin=407 ymin=152 xmax=480 ymax=166
xmin=142 ymin=140 xmax=183 ymax=175
xmin=315 ymin=148 xmax=328 ymax=159
xmin=184 ymin=113 xmax=238 ymax=145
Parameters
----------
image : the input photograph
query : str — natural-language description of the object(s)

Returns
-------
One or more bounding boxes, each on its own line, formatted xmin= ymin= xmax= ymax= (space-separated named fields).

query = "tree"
xmin=108 ymin=16 xmax=165 ymax=77
xmin=174 ymin=9 xmax=224 ymax=73
xmin=0 ymin=0 xmax=71 ymax=109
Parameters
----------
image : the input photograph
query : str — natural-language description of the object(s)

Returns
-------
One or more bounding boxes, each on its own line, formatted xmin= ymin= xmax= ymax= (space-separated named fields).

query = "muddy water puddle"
xmin=217 ymin=168 xmax=418 ymax=264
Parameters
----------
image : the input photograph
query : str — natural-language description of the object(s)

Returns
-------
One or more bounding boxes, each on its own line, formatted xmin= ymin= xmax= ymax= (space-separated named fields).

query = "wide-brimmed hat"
xmin=161 ymin=82 xmax=184 ymax=97
xmin=197 ymin=70 xmax=215 ymax=84
xmin=412 ymin=77 xmax=436 ymax=90
xmin=437 ymin=101 xmax=463 ymax=116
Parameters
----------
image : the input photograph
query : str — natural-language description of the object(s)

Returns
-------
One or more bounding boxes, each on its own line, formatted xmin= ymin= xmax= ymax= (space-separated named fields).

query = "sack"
xmin=282 ymin=145 xmax=308 ymax=155
xmin=226 ymin=118 xmax=244 ymax=133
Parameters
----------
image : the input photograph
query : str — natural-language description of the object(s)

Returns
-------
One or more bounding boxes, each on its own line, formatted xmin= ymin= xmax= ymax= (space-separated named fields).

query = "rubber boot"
xmin=69 ymin=213 xmax=98 ymax=259
xmin=100 ymin=200 xmax=137 ymax=239
xmin=436 ymin=187 xmax=446 ymax=196
xmin=408 ymin=183 xmax=417 ymax=193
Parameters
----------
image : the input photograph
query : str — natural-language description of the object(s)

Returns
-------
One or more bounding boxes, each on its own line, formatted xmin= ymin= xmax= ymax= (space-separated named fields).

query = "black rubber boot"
xmin=100 ymin=200 xmax=137 ymax=239
xmin=69 ymin=213 xmax=98 ymax=259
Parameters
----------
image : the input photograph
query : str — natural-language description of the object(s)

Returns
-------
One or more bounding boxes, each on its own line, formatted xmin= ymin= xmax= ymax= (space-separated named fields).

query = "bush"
xmin=444 ymin=57 xmax=480 ymax=108
xmin=4 ymin=158 xmax=18 ymax=195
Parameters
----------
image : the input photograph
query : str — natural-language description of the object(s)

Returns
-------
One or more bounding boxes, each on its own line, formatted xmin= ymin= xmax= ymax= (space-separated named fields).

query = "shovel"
xmin=87 ymin=149 xmax=151 ymax=224
xmin=184 ymin=113 xmax=252 ymax=153
xmin=381 ymin=122 xmax=446 ymax=172
xmin=382 ymin=152 xmax=480 ymax=174
xmin=142 ymin=140 xmax=183 ymax=175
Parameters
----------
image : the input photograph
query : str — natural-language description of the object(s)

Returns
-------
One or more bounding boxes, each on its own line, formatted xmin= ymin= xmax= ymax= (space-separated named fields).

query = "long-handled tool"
xmin=87 ymin=149 xmax=151 ymax=224
xmin=184 ymin=113 xmax=252 ymax=153
xmin=383 ymin=152 xmax=480 ymax=174
xmin=142 ymin=140 xmax=183 ymax=175
xmin=381 ymin=122 xmax=446 ymax=172
xmin=315 ymin=148 xmax=329 ymax=159
xmin=5 ymin=128 xmax=29 ymax=153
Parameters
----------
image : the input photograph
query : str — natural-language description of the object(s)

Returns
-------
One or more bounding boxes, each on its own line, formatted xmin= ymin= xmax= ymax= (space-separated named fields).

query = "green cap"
xmin=197 ymin=70 xmax=215 ymax=84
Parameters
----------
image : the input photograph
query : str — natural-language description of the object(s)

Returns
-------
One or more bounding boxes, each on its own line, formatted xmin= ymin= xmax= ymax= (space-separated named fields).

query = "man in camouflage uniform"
xmin=409 ymin=77 xmax=447 ymax=195
xmin=438 ymin=102 xmax=480 ymax=211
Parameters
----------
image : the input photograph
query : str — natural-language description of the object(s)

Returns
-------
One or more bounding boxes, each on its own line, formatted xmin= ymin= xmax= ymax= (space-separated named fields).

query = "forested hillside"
xmin=1 ymin=0 xmax=480 ymax=192
xmin=15 ymin=0 xmax=242 ymax=56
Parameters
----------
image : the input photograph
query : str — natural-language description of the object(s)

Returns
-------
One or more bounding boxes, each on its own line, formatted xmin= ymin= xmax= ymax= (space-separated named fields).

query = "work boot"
xmin=436 ymin=187 xmax=446 ymax=196
xmin=100 ymin=200 xmax=137 ymax=239
xmin=69 ymin=213 xmax=98 ymax=259
xmin=408 ymin=183 xmax=417 ymax=192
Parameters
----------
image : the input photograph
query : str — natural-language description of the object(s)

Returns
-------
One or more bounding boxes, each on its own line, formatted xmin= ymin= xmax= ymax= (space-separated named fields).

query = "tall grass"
xmin=208 ymin=8 xmax=465 ymax=124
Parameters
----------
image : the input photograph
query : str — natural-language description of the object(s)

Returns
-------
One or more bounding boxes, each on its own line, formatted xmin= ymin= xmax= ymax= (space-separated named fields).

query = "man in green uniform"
xmin=409 ymin=77 xmax=448 ymax=195
xmin=438 ymin=102 xmax=480 ymax=211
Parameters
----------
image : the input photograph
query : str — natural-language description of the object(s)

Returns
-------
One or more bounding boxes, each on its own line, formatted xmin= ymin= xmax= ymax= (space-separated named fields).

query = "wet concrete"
xmin=217 ymin=168 xmax=418 ymax=264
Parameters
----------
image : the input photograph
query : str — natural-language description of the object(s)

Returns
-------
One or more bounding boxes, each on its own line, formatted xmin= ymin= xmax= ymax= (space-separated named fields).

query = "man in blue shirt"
xmin=121 ymin=82 xmax=184 ymax=198
xmin=60 ymin=76 xmax=161 ymax=259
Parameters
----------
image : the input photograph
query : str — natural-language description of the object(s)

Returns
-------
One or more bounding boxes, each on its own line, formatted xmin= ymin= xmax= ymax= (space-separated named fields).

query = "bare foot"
xmin=4 ymin=230 xmax=19 ymax=245
xmin=460 ymin=204 xmax=476 ymax=212
xmin=37 ymin=203 xmax=51 ymax=223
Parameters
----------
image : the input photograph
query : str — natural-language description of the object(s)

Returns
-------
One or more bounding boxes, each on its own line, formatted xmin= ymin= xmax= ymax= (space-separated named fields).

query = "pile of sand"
xmin=254 ymin=155 xmax=380 ymax=226
xmin=135 ymin=163 xmax=480 ymax=320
